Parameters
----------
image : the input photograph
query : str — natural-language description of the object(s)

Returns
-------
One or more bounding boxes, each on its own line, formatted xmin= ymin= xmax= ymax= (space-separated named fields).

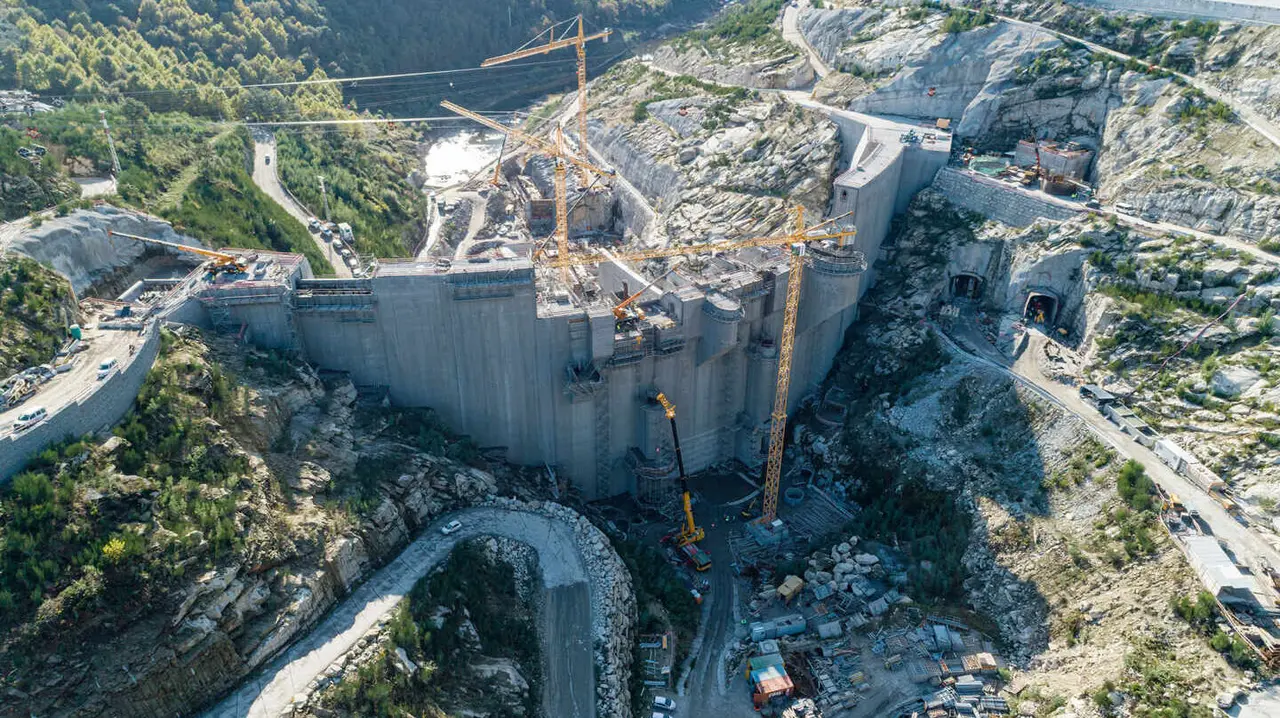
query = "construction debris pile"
xmin=726 ymin=528 xmax=1012 ymax=717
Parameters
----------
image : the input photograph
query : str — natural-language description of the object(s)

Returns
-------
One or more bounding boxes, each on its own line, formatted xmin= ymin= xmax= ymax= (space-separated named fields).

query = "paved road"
xmin=249 ymin=135 xmax=351 ymax=278
xmin=936 ymin=321 xmax=1280 ymax=604
xmin=0 ymin=325 xmax=141 ymax=438
xmin=202 ymin=507 xmax=595 ymax=718
xmin=782 ymin=1 xmax=832 ymax=79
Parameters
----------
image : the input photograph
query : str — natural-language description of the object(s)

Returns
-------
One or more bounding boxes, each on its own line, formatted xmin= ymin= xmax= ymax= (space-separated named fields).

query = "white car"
xmin=440 ymin=520 xmax=463 ymax=535
xmin=97 ymin=357 xmax=118 ymax=380
xmin=653 ymin=696 xmax=676 ymax=711
xmin=13 ymin=406 xmax=47 ymax=432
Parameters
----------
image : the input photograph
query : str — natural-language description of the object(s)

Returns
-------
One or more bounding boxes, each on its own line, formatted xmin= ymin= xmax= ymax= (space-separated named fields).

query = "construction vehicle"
xmin=680 ymin=542 xmax=712 ymax=572
xmin=107 ymin=230 xmax=249 ymax=275
xmin=613 ymin=266 xmax=678 ymax=330
xmin=481 ymin=14 xmax=610 ymax=185
xmin=440 ymin=100 xmax=615 ymax=279
xmin=656 ymin=392 xmax=706 ymax=550
xmin=542 ymin=208 xmax=860 ymax=530
xmin=1164 ymin=494 xmax=1185 ymax=514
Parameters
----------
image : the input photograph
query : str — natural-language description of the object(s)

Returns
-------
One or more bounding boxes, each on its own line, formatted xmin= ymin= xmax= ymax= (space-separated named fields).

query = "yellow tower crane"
xmin=482 ymin=15 xmax=610 ymax=184
xmin=441 ymin=100 xmax=615 ymax=278
xmin=543 ymin=208 xmax=860 ymax=525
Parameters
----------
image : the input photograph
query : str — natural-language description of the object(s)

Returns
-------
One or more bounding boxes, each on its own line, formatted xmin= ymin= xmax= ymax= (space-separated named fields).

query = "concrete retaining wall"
xmin=0 ymin=321 xmax=160 ymax=482
xmin=932 ymin=167 xmax=1083 ymax=227
xmin=1071 ymin=0 xmax=1280 ymax=25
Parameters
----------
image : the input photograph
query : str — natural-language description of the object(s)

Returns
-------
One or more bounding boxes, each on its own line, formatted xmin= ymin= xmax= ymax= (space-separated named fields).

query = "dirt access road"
xmin=674 ymin=475 xmax=769 ymax=718
xmin=202 ymin=507 xmax=595 ymax=718
xmin=249 ymin=134 xmax=351 ymax=279
xmin=939 ymin=319 xmax=1280 ymax=604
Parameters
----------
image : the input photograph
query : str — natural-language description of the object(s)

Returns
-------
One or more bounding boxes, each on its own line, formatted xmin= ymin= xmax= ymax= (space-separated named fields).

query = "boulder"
xmin=1211 ymin=366 xmax=1262 ymax=398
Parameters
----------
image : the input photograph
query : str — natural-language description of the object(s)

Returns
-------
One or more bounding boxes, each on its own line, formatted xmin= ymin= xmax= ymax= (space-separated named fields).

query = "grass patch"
xmin=160 ymin=129 xmax=334 ymax=275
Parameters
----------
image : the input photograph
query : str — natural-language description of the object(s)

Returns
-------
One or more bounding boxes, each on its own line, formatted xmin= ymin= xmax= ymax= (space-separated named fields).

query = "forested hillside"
xmin=0 ymin=0 xmax=711 ymax=255
xmin=3 ymin=0 xmax=712 ymax=114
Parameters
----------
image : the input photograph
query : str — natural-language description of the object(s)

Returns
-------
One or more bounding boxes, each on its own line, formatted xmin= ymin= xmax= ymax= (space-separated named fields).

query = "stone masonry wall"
xmin=0 ymin=320 xmax=160 ymax=483
xmin=480 ymin=496 xmax=637 ymax=718
xmin=932 ymin=167 xmax=1083 ymax=228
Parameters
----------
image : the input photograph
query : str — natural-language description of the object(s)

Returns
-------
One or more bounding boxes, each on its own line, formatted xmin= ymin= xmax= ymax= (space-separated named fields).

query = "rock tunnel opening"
xmin=950 ymin=273 xmax=983 ymax=300
xmin=1024 ymin=292 xmax=1058 ymax=326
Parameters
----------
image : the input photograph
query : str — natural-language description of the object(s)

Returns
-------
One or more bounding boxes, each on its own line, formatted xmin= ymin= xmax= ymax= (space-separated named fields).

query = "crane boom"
xmin=482 ymin=15 xmax=610 ymax=183
xmin=441 ymin=101 xmax=612 ymax=180
xmin=545 ymin=221 xmax=858 ymax=269
xmin=441 ymin=100 xmax=614 ymax=276
xmin=613 ymin=266 xmax=677 ymax=320
xmin=107 ymin=230 xmax=244 ymax=267
xmin=657 ymin=392 xmax=705 ymax=548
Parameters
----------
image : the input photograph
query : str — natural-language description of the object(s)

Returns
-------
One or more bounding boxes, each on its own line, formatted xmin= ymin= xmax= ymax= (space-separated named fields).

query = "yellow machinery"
xmin=108 ymin=230 xmax=248 ymax=274
xmin=656 ymin=392 xmax=704 ymax=548
xmin=441 ymin=100 xmax=615 ymax=278
xmin=482 ymin=15 xmax=610 ymax=184
xmin=613 ymin=266 xmax=678 ymax=321
xmin=545 ymin=208 xmax=859 ymax=525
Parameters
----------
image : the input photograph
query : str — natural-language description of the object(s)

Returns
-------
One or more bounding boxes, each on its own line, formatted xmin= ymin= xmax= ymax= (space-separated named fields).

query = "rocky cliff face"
xmin=790 ymin=192 xmax=1248 ymax=705
xmin=1094 ymin=76 xmax=1280 ymax=240
xmin=9 ymin=206 xmax=204 ymax=296
xmin=588 ymin=63 xmax=839 ymax=243
xmin=650 ymin=43 xmax=815 ymax=90
xmin=1 ymin=331 xmax=514 ymax=718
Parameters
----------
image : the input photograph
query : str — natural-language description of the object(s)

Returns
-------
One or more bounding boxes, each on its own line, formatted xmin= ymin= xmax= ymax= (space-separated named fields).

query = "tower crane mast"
xmin=536 ymin=208 xmax=860 ymax=526
xmin=482 ymin=15 xmax=610 ymax=184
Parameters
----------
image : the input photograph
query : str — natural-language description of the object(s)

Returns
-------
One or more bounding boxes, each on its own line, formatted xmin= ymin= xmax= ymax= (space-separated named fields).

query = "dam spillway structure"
xmin=164 ymin=234 xmax=868 ymax=500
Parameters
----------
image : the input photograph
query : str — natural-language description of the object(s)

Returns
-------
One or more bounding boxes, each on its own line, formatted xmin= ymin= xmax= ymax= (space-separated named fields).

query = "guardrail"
xmin=0 ymin=322 xmax=161 ymax=483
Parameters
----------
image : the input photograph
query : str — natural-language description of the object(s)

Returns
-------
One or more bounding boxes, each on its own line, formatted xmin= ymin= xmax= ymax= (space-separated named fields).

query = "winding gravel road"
xmin=201 ymin=507 xmax=594 ymax=718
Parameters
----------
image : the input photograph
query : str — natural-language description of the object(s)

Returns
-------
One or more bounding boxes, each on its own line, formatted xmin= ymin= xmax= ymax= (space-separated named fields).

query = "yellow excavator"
xmin=657 ymin=392 xmax=705 ymax=549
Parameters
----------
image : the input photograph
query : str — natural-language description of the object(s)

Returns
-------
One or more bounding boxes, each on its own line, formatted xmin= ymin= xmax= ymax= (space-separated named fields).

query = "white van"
xmin=1115 ymin=201 xmax=1137 ymax=216
xmin=97 ymin=357 xmax=118 ymax=380
xmin=13 ymin=406 xmax=47 ymax=431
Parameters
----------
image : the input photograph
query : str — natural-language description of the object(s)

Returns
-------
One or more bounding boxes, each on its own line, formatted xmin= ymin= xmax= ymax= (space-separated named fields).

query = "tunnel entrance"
xmin=950 ymin=273 xmax=983 ymax=300
xmin=1024 ymin=292 xmax=1058 ymax=325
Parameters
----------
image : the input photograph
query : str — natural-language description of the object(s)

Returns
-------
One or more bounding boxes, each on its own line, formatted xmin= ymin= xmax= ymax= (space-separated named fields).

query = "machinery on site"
xmin=656 ymin=392 xmax=705 ymax=551
xmin=544 ymin=208 xmax=861 ymax=535
xmin=613 ymin=266 xmax=678 ymax=337
xmin=107 ymin=230 xmax=249 ymax=275
xmin=440 ymin=100 xmax=615 ymax=280
xmin=481 ymin=14 xmax=610 ymax=185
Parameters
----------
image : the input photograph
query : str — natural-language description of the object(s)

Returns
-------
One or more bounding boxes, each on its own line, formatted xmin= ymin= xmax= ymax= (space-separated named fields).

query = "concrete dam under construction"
xmin=169 ymin=240 xmax=867 ymax=501
xmin=5 ymin=101 xmax=951 ymax=498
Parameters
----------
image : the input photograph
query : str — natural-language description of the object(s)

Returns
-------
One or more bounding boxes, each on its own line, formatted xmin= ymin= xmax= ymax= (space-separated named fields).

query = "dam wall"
xmin=180 ymin=245 xmax=865 ymax=500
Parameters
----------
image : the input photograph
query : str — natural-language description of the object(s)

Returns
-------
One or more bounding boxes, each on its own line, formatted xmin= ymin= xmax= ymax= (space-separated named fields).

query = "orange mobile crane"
xmin=440 ymin=100 xmax=615 ymax=278
xmin=481 ymin=15 xmax=610 ymax=184
xmin=545 ymin=208 xmax=860 ymax=527
xmin=107 ymin=230 xmax=249 ymax=274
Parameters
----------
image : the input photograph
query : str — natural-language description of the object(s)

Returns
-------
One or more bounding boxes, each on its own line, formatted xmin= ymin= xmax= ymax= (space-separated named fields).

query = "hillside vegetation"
xmin=0 ymin=256 xmax=77 ymax=377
